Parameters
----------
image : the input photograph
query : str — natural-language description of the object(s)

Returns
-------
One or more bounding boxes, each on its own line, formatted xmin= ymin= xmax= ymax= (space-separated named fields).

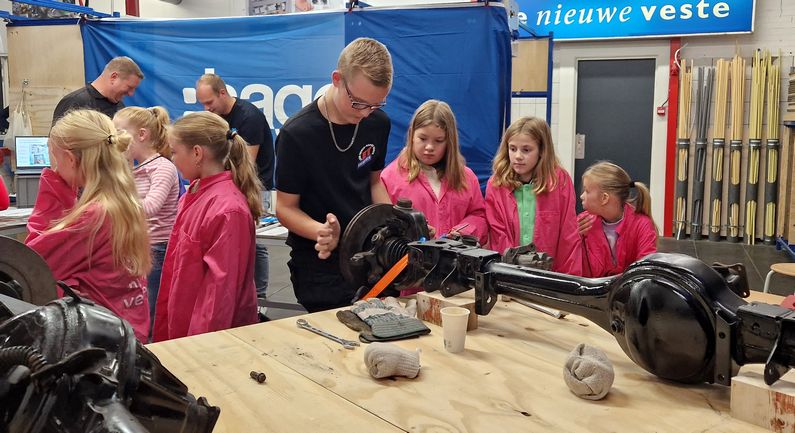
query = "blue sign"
xmin=517 ymin=0 xmax=755 ymax=40
xmin=80 ymin=6 xmax=512 ymax=190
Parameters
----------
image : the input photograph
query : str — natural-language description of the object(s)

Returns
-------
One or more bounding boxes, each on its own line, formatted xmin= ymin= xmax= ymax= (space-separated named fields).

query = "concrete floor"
xmin=261 ymin=238 xmax=795 ymax=320
xmin=657 ymin=238 xmax=795 ymax=296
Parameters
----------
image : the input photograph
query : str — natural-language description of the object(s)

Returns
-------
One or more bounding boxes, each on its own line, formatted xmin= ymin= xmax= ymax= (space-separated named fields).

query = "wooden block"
xmin=416 ymin=290 xmax=477 ymax=331
xmin=731 ymin=369 xmax=795 ymax=432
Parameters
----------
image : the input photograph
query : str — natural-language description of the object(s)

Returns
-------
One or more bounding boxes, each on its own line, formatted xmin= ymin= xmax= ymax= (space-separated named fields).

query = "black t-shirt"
xmin=276 ymin=99 xmax=390 ymax=270
xmin=51 ymin=84 xmax=124 ymax=125
xmin=223 ymin=98 xmax=274 ymax=190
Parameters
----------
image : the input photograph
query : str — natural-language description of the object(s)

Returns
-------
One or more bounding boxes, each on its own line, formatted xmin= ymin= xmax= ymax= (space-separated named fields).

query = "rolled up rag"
xmin=363 ymin=342 xmax=421 ymax=379
xmin=562 ymin=343 xmax=614 ymax=400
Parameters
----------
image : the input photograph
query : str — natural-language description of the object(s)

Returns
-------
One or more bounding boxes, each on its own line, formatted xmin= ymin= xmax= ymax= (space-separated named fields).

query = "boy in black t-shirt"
xmin=275 ymin=38 xmax=393 ymax=313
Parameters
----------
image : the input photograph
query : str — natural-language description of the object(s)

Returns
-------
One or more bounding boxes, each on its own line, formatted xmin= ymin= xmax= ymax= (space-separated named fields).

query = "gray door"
xmin=574 ymin=59 xmax=655 ymax=213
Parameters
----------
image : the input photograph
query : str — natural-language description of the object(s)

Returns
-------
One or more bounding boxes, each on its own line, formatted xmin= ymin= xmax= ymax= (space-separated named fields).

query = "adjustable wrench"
xmin=296 ymin=318 xmax=360 ymax=350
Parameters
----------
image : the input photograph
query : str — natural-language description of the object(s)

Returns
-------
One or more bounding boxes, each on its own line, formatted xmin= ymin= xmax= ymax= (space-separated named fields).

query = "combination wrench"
xmin=296 ymin=318 xmax=360 ymax=350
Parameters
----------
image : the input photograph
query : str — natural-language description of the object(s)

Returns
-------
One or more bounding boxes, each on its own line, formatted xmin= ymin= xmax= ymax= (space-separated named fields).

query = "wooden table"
xmin=0 ymin=207 xmax=31 ymax=241
xmin=255 ymin=223 xmax=287 ymax=247
xmin=146 ymin=291 xmax=786 ymax=433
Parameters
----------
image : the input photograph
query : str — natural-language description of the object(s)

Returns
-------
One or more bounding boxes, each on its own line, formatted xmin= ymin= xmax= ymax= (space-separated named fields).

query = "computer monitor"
xmin=14 ymin=136 xmax=50 ymax=174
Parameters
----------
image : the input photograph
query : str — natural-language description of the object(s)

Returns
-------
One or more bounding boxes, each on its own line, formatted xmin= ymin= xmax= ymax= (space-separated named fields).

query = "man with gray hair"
xmin=52 ymin=56 xmax=144 ymax=124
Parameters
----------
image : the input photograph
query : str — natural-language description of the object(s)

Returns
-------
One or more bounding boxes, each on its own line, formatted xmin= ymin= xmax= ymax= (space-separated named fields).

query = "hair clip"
xmin=226 ymin=128 xmax=238 ymax=140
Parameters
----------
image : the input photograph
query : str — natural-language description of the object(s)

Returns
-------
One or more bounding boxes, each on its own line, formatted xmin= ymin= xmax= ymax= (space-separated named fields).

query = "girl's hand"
xmin=427 ymin=225 xmax=436 ymax=238
xmin=577 ymin=214 xmax=595 ymax=236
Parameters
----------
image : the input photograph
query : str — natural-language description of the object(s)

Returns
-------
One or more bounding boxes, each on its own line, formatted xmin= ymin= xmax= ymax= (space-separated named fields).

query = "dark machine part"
xmin=500 ymin=244 xmax=553 ymax=270
xmin=0 ymin=252 xmax=220 ymax=432
xmin=0 ymin=237 xmax=57 ymax=305
xmin=339 ymin=201 xmax=430 ymax=290
xmin=339 ymin=202 xmax=795 ymax=386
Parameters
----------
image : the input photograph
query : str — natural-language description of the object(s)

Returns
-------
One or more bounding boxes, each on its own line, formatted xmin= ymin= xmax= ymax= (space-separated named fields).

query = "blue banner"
xmin=517 ymin=0 xmax=755 ymax=40
xmin=81 ymin=6 xmax=511 ymax=190
xmin=345 ymin=7 xmax=512 ymax=180
xmin=82 ymin=13 xmax=345 ymax=131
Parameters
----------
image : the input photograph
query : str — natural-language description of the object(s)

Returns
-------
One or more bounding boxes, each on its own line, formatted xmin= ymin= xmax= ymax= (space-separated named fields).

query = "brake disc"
xmin=339 ymin=203 xmax=397 ymax=285
xmin=0 ymin=236 xmax=57 ymax=305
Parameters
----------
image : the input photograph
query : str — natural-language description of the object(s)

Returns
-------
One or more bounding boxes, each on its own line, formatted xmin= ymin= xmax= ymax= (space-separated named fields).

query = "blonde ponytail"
xmin=227 ymin=133 xmax=264 ymax=220
xmin=49 ymin=109 xmax=151 ymax=276
xmin=114 ymin=105 xmax=172 ymax=158
xmin=632 ymin=182 xmax=653 ymax=218
xmin=583 ymin=161 xmax=657 ymax=229
xmin=171 ymin=112 xmax=264 ymax=221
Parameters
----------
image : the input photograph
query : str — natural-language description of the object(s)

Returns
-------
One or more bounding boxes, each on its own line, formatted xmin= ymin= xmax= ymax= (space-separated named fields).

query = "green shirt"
xmin=514 ymin=183 xmax=536 ymax=245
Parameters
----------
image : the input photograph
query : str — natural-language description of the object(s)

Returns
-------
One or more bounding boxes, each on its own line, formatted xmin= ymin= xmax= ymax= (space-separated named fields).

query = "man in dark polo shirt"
xmin=196 ymin=73 xmax=274 ymax=310
xmin=51 ymin=56 xmax=144 ymax=125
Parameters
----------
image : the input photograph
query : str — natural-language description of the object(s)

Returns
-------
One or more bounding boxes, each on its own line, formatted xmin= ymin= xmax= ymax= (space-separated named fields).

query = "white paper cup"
xmin=441 ymin=307 xmax=470 ymax=353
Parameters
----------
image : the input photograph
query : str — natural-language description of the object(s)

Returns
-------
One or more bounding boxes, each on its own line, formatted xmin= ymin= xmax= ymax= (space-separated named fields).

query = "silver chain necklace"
xmin=323 ymin=94 xmax=359 ymax=153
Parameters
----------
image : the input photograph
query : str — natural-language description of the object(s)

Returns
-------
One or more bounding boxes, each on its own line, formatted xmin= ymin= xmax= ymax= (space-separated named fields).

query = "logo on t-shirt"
xmin=357 ymin=143 xmax=376 ymax=169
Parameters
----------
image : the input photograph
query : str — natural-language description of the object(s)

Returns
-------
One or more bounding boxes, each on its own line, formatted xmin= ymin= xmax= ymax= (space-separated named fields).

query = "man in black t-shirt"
xmin=52 ymin=56 xmax=143 ymax=125
xmin=196 ymin=73 xmax=275 ymax=304
xmin=275 ymin=38 xmax=393 ymax=313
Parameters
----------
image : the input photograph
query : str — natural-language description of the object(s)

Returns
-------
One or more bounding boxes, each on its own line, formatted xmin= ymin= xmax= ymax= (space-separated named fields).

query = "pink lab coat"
xmin=153 ymin=171 xmax=257 ymax=342
xmin=579 ymin=203 xmax=657 ymax=278
xmin=26 ymin=168 xmax=150 ymax=342
xmin=380 ymin=160 xmax=488 ymax=245
xmin=0 ymin=177 xmax=8 ymax=210
xmin=485 ymin=167 xmax=582 ymax=276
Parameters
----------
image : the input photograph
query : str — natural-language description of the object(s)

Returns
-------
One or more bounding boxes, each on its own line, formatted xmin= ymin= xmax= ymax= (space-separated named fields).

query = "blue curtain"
xmin=80 ymin=6 xmax=511 ymax=188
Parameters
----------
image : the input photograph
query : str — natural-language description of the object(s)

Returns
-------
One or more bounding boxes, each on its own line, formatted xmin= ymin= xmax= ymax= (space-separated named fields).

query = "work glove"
xmin=348 ymin=297 xmax=430 ymax=341
xmin=363 ymin=342 xmax=421 ymax=379
xmin=563 ymin=343 xmax=615 ymax=400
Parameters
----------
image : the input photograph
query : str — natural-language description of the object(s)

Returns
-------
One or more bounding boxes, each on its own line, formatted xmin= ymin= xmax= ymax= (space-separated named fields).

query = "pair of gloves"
xmin=337 ymin=297 xmax=430 ymax=343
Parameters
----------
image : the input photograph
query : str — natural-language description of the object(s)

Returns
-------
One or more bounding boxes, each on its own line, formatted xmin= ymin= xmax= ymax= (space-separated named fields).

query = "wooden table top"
xmin=146 ymin=290 xmax=785 ymax=433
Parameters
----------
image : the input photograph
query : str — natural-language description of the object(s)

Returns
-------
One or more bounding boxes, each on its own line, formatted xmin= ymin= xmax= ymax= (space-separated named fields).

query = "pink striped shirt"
xmin=133 ymin=155 xmax=179 ymax=243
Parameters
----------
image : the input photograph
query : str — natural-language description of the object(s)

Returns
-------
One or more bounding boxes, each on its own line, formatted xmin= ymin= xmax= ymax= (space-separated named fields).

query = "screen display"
xmin=14 ymin=136 xmax=50 ymax=169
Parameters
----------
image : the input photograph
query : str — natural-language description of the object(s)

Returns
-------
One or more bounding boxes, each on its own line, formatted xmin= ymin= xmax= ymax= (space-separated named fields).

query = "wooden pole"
xmin=691 ymin=66 xmax=714 ymax=240
xmin=727 ymin=53 xmax=746 ymax=242
xmin=745 ymin=49 xmax=767 ymax=245
xmin=709 ymin=59 xmax=730 ymax=241
xmin=674 ymin=59 xmax=692 ymax=239
xmin=763 ymin=51 xmax=781 ymax=244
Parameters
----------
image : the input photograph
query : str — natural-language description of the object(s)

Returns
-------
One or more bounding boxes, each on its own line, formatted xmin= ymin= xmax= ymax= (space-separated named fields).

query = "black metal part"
xmin=0 ymin=237 xmax=57 ymax=305
xmin=501 ymin=244 xmax=554 ymax=270
xmin=339 ymin=201 xmax=430 ymax=292
xmin=0 ymin=294 xmax=220 ymax=433
xmin=711 ymin=262 xmax=750 ymax=298
xmin=340 ymin=202 xmax=795 ymax=386
xmin=250 ymin=371 xmax=267 ymax=383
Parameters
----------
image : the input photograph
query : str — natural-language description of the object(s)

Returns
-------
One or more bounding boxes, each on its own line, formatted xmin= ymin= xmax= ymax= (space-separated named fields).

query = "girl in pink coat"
xmin=578 ymin=161 xmax=658 ymax=277
xmin=153 ymin=112 xmax=262 ymax=342
xmin=485 ymin=116 xmax=582 ymax=275
xmin=26 ymin=109 xmax=151 ymax=342
xmin=0 ymin=176 xmax=8 ymax=210
xmin=380 ymin=99 xmax=487 ymax=243
xmin=380 ymin=100 xmax=487 ymax=295
xmin=113 ymin=106 xmax=180 ymax=326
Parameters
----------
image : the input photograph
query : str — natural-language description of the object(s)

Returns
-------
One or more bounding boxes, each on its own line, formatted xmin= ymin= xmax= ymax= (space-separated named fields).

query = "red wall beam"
xmin=663 ymin=38 xmax=681 ymax=237
xmin=125 ymin=0 xmax=139 ymax=16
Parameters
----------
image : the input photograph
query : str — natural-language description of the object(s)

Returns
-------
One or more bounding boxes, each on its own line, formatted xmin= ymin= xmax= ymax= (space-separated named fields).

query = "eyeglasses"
xmin=343 ymin=80 xmax=386 ymax=111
